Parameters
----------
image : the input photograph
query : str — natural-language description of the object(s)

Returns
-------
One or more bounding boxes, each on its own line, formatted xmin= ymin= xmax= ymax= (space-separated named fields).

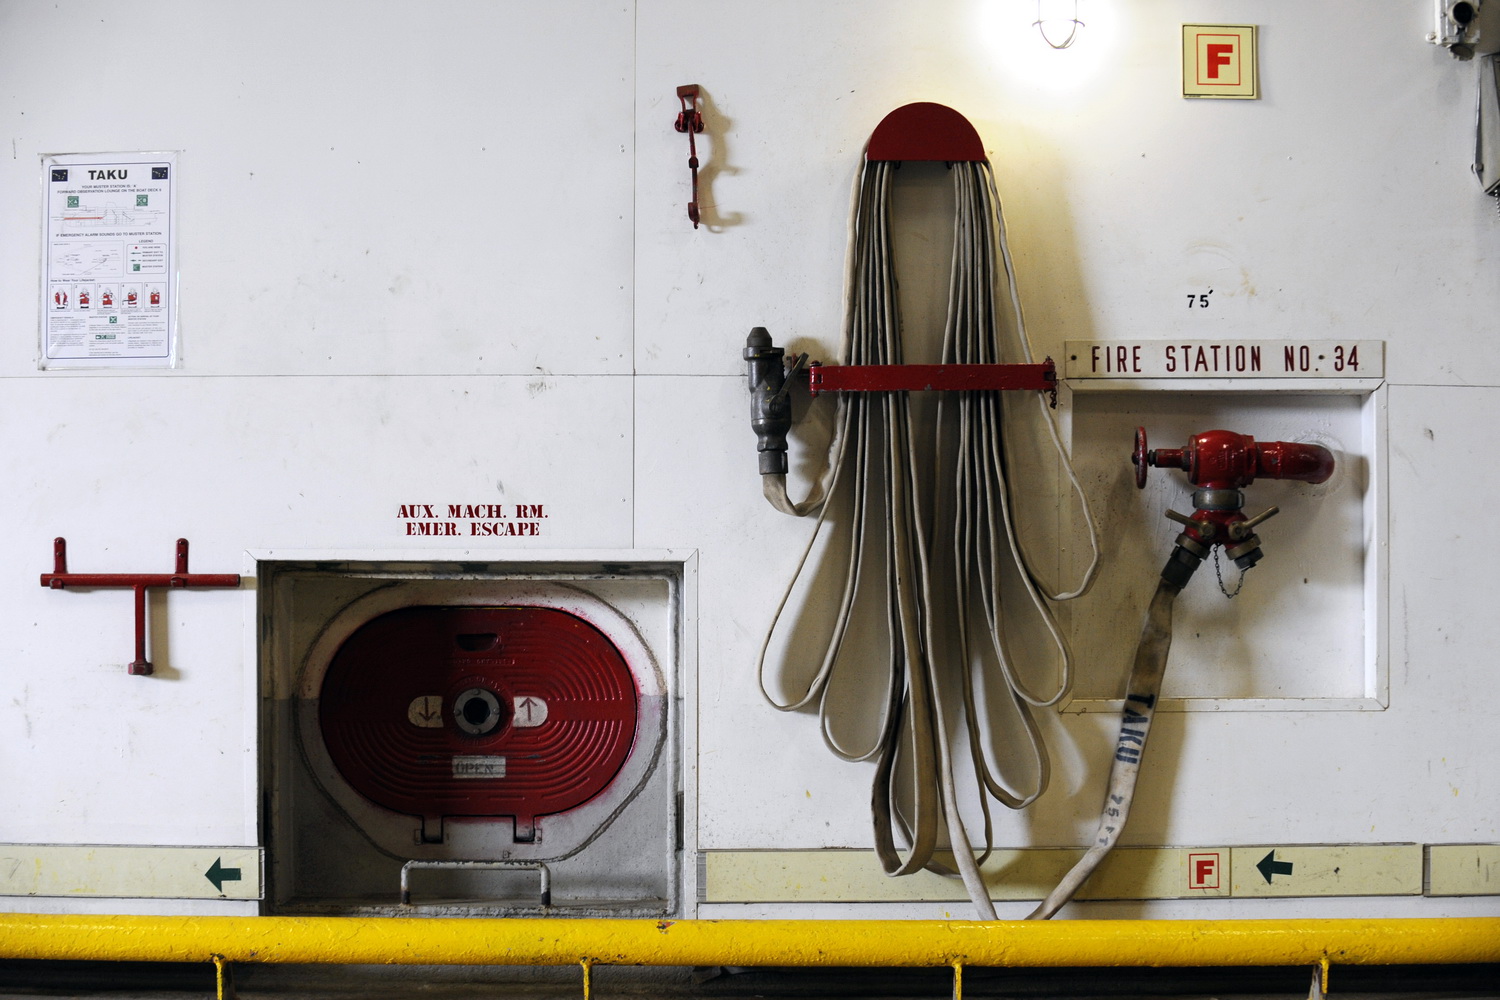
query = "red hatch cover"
xmin=318 ymin=605 xmax=639 ymax=842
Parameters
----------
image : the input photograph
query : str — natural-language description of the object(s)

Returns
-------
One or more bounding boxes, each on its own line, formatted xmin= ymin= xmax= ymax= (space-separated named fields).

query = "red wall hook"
xmin=40 ymin=537 xmax=241 ymax=676
xmin=674 ymin=84 xmax=705 ymax=228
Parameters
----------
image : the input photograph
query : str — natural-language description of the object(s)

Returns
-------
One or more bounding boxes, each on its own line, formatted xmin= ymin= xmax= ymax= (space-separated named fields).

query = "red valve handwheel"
xmin=1133 ymin=426 xmax=1149 ymax=489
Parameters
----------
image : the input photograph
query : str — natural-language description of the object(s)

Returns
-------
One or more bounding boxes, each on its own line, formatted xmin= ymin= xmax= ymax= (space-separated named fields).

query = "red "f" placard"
xmin=1183 ymin=25 xmax=1258 ymax=99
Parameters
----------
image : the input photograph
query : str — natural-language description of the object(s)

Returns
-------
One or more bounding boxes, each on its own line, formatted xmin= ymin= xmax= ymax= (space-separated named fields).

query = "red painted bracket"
xmin=807 ymin=359 xmax=1057 ymax=405
xmin=40 ymin=537 xmax=241 ymax=676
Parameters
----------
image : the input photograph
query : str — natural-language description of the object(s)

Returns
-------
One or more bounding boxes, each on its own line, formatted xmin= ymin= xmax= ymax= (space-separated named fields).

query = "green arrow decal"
xmin=1255 ymin=849 xmax=1294 ymax=884
xmin=205 ymin=857 xmax=242 ymax=892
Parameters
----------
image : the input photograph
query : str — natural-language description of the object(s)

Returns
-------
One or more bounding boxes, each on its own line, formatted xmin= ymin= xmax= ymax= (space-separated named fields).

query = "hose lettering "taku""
xmin=1113 ymin=692 xmax=1156 ymax=764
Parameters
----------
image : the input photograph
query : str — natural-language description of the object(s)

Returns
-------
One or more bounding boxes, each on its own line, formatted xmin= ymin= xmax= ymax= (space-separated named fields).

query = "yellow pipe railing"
xmin=0 ymin=915 xmax=1496 ymax=969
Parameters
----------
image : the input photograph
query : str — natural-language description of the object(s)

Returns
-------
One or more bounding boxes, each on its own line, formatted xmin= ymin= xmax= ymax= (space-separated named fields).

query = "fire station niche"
xmin=259 ymin=559 xmax=683 ymax=916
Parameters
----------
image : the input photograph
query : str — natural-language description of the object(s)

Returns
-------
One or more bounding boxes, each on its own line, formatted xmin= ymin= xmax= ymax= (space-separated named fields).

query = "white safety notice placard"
xmin=40 ymin=152 xmax=178 ymax=369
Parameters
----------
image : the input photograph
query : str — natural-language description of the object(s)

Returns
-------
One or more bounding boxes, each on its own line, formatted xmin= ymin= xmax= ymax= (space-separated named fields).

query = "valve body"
xmin=1133 ymin=427 xmax=1336 ymax=586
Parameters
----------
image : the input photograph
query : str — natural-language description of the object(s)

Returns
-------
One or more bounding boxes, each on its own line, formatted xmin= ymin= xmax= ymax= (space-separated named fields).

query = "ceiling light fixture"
xmin=1035 ymin=0 xmax=1084 ymax=49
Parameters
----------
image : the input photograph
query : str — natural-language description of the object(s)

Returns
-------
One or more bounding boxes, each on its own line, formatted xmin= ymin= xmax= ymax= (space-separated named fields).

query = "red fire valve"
xmin=1132 ymin=427 xmax=1336 ymax=583
xmin=1133 ymin=427 xmax=1334 ymax=491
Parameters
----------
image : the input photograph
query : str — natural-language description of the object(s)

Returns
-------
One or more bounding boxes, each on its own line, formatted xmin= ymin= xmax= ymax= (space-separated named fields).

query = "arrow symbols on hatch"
xmin=1256 ymin=849 xmax=1294 ymax=884
xmin=205 ymin=857 xmax=242 ymax=892
xmin=407 ymin=695 xmax=444 ymax=728
xmin=512 ymin=694 xmax=549 ymax=728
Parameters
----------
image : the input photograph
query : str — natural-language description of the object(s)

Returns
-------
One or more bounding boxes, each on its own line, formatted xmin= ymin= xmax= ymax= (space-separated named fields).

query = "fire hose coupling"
xmin=745 ymin=327 xmax=807 ymax=476
xmin=1160 ymin=530 xmax=1208 ymax=590
xmin=1164 ymin=506 xmax=1278 ymax=544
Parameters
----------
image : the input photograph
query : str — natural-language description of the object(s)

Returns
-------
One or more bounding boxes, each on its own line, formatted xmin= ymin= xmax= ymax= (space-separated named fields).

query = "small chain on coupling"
xmin=1213 ymin=545 xmax=1247 ymax=598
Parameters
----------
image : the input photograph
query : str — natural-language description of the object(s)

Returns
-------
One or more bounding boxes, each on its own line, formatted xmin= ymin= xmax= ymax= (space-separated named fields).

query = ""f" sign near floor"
xmin=1183 ymin=24 xmax=1259 ymax=99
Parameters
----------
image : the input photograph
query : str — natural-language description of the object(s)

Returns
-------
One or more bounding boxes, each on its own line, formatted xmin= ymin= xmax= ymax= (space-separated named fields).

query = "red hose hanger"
xmin=40 ymin=538 xmax=241 ymax=676
xmin=865 ymin=101 xmax=988 ymax=163
xmin=798 ymin=102 xmax=1055 ymax=400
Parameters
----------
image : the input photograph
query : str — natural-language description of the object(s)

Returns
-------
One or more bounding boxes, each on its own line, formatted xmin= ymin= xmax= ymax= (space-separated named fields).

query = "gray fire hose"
xmin=754 ymin=155 xmax=1099 ymax=919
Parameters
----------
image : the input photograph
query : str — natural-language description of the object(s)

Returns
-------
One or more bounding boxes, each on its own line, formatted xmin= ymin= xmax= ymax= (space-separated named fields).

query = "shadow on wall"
xmin=693 ymin=88 xmax=746 ymax=232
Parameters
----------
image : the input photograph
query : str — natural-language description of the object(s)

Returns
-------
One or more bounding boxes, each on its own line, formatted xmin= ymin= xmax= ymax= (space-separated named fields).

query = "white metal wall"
xmin=1 ymin=0 xmax=1496 ymax=919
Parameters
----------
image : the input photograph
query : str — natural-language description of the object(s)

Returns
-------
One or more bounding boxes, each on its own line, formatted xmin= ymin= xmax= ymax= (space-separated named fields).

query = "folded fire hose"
xmin=753 ymin=150 xmax=1104 ymax=919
